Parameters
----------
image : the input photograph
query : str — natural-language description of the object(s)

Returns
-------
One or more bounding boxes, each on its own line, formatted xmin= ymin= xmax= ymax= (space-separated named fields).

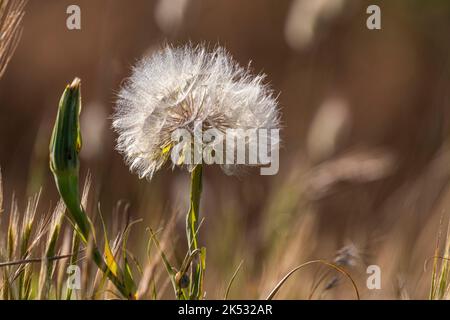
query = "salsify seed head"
xmin=113 ymin=44 xmax=281 ymax=179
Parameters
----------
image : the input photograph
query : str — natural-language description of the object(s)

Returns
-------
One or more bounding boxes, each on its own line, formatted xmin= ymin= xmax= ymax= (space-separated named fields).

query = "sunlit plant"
xmin=112 ymin=44 xmax=281 ymax=299
xmin=47 ymin=44 xmax=285 ymax=300
xmin=49 ymin=78 xmax=136 ymax=299
xmin=0 ymin=0 xmax=27 ymax=79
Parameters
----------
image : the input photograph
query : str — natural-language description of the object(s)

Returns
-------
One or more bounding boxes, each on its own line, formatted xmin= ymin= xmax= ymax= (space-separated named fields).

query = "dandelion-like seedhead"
xmin=113 ymin=44 xmax=280 ymax=179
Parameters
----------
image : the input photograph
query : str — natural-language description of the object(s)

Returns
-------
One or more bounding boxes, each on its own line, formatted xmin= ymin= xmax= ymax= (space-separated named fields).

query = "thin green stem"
xmin=186 ymin=164 xmax=203 ymax=299
xmin=186 ymin=165 xmax=203 ymax=253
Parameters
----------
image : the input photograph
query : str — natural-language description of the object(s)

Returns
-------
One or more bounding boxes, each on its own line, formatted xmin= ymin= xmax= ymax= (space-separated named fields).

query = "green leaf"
xmin=98 ymin=209 xmax=119 ymax=278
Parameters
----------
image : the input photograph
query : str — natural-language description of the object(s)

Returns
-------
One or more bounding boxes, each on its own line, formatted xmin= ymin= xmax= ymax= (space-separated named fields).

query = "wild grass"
xmin=0 ymin=0 xmax=26 ymax=78
xmin=1 ymin=108 xmax=450 ymax=300
xmin=0 ymin=76 xmax=365 ymax=300
xmin=0 ymin=1 xmax=449 ymax=300
xmin=0 ymin=60 xmax=449 ymax=300
xmin=2 ymin=160 xmax=449 ymax=300
xmin=429 ymin=220 xmax=450 ymax=300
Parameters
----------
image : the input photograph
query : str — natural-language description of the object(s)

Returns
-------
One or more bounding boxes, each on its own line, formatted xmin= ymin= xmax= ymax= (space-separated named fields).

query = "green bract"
xmin=49 ymin=78 xmax=135 ymax=299
xmin=49 ymin=78 xmax=90 ymax=238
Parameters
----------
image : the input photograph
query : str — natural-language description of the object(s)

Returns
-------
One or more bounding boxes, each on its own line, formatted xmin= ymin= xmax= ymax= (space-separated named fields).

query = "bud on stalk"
xmin=49 ymin=78 xmax=134 ymax=299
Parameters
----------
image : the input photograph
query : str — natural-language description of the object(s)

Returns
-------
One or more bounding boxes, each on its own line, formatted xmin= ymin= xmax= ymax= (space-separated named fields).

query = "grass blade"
xmin=266 ymin=259 xmax=360 ymax=300
xmin=224 ymin=260 xmax=243 ymax=300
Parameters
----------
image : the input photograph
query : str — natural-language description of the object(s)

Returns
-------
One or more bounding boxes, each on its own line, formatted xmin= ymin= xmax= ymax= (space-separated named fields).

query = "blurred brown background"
xmin=1 ymin=0 xmax=450 ymax=299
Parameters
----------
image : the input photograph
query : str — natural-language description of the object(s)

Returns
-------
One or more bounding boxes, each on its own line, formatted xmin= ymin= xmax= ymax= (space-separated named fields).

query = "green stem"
xmin=186 ymin=164 xmax=203 ymax=299
xmin=186 ymin=165 xmax=203 ymax=253
xmin=55 ymin=175 xmax=131 ymax=298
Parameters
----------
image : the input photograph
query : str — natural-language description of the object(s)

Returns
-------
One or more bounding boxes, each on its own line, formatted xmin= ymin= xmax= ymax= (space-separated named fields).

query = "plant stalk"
xmin=186 ymin=164 xmax=204 ymax=299
xmin=49 ymin=78 xmax=133 ymax=299
xmin=186 ymin=164 xmax=203 ymax=253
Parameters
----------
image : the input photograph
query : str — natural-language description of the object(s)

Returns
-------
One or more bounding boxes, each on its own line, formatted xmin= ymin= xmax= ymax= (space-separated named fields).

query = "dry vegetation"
xmin=0 ymin=0 xmax=450 ymax=300
xmin=0 ymin=0 xmax=26 ymax=78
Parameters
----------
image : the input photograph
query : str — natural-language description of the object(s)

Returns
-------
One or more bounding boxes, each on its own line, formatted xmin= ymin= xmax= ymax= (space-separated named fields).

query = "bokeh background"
xmin=1 ymin=0 xmax=450 ymax=299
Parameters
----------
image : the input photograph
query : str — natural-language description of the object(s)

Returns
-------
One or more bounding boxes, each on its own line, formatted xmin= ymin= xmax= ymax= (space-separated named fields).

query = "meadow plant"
xmin=112 ymin=44 xmax=280 ymax=178
xmin=1 ymin=1 xmax=450 ymax=303
xmin=112 ymin=44 xmax=281 ymax=299
xmin=46 ymin=44 xmax=365 ymax=300
xmin=49 ymin=78 xmax=135 ymax=299
xmin=45 ymin=44 xmax=282 ymax=299
xmin=0 ymin=0 xmax=26 ymax=78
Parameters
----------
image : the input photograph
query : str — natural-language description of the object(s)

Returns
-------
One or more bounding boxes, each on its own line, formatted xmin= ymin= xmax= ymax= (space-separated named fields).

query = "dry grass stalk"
xmin=0 ymin=168 xmax=3 ymax=217
xmin=0 ymin=0 xmax=27 ymax=78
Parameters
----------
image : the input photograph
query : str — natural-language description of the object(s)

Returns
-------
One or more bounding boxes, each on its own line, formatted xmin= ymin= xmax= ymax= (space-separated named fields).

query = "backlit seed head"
xmin=113 ymin=44 xmax=280 ymax=179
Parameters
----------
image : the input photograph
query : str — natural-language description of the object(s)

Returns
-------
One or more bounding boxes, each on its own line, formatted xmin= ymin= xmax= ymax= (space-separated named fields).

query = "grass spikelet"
xmin=37 ymin=200 xmax=65 ymax=299
xmin=7 ymin=194 xmax=18 ymax=261
xmin=0 ymin=168 xmax=3 ymax=217
xmin=2 ymin=194 xmax=19 ymax=299
xmin=56 ymin=230 xmax=71 ymax=300
xmin=20 ymin=190 xmax=40 ymax=257
xmin=0 ymin=0 xmax=27 ymax=78
xmin=18 ymin=190 xmax=40 ymax=299
xmin=429 ymin=219 xmax=450 ymax=300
